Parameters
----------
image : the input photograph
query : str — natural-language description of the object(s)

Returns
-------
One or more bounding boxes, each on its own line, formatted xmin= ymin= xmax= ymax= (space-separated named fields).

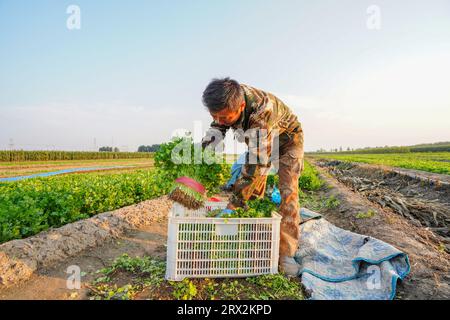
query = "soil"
xmin=312 ymin=158 xmax=450 ymax=250
xmin=0 ymin=196 xmax=172 ymax=298
xmin=0 ymin=223 xmax=168 ymax=300
xmin=307 ymin=157 xmax=450 ymax=299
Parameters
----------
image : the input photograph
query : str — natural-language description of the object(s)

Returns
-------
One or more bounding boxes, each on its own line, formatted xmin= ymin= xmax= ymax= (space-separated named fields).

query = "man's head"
xmin=202 ymin=77 xmax=245 ymax=126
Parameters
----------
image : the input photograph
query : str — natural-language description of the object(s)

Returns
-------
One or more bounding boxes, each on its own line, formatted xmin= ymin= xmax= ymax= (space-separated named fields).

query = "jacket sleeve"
xmin=229 ymin=108 xmax=274 ymax=208
xmin=201 ymin=121 xmax=229 ymax=150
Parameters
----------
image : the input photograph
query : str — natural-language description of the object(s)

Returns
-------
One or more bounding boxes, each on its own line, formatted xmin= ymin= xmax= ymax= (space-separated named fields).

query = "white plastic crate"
xmin=165 ymin=201 xmax=281 ymax=281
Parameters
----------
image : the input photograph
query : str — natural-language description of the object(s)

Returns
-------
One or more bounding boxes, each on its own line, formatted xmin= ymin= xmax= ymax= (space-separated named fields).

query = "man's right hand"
xmin=226 ymin=202 xmax=237 ymax=210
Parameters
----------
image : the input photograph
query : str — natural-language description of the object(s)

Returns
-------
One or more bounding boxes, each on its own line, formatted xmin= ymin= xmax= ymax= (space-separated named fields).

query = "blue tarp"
xmin=297 ymin=208 xmax=410 ymax=300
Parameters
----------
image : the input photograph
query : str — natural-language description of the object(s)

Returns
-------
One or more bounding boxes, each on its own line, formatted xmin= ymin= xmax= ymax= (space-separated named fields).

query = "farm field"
xmin=0 ymin=160 xmax=319 ymax=244
xmin=307 ymin=152 xmax=450 ymax=175
xmin=0 ymin=150 xmax=153 ymax=162
xmin=1 ymin=153 xmax=449 ymax=300
xmin=0 ymin=142 xmax=321 ymax=243
xmin=0 ymin=154 xmax=240 ymax=179
xmin=0 ymin=140 xmax=237 ymax=243
xmin=0 ymin=140 xmax=322 ymax=300
xmin=0 ymin=158 xmax=155 ymax=178
xmin=0 ymin=141 xmax=449 ymax=300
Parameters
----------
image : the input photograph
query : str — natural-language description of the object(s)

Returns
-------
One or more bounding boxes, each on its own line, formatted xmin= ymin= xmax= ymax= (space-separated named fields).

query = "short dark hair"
xmin=202 ymin=77 xmax=244 ymax=113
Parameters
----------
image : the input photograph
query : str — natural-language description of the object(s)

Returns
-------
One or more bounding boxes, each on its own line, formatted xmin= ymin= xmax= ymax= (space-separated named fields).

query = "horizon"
xmin=2 ymin=140 xmax=449 ymax=154
xmin=1 ymin=1 xmax=450 ymax=153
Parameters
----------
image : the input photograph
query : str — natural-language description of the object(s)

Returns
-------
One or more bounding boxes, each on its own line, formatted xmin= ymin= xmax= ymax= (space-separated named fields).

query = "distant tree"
xmin=150 ymin=144 xmax=160 ymax=152
xmin=99 ymin=146 xmax=113 ymax=152
xmin=347 ymin=147 xmax=351 ymax=151
xmin=138 ymin=144 xmax=160 ymax=152
xmin=113 ymin=147 xmax=120 ymax=152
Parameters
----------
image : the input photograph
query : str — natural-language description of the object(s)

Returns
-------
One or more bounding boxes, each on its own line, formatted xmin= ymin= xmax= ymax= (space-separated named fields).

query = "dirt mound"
xmin=316 ymin=159 xmax=450 ymax=201
xmin=307 ymin=160 xmax=450 ymax=299
xmin=0 ymin=196 xmax=172 ymax=288
xmin=313 ymin=159 xmax=450 ymax=251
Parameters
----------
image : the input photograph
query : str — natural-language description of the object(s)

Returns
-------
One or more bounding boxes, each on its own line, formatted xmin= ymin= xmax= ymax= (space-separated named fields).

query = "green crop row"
xmin=0 ymin=169 xmax=174 ymax=243
xmin=0 ymin=150 xmax=153 ymax=162
xmin=299 ymin=160 xmax=323 ymax=191
xmin=309 ymin=144 xmax=450 ymax=154
xmin=309 ymin=152 xmax=450 ymax=175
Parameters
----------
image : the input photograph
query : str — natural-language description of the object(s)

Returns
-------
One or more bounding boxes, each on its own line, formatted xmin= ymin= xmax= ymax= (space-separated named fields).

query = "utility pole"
xmin=8 ymin=138 xmax=14 ymax=150
xmin=93 ymin=138 xmax=97 ymax=151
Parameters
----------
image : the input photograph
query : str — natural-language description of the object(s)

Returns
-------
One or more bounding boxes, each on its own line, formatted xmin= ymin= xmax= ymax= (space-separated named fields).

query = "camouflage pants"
xmin=277 ymin=129 xmax=304 ymax=257
xmin=244 ymin=129 xmax=305 ymax=257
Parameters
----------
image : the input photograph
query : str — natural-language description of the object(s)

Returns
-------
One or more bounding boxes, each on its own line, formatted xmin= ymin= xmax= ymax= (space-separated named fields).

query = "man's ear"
xmin=240 ymin=100 xmax=246 ymax=112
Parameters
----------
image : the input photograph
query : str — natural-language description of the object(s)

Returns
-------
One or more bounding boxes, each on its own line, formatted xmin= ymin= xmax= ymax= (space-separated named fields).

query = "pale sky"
xmin=1 ymin=0 xmax=449 ymax=152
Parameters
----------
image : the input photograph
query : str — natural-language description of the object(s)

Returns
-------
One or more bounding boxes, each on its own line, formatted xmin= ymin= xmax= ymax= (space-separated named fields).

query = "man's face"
xmin=210 ymin=100 xmax=245 ymax=126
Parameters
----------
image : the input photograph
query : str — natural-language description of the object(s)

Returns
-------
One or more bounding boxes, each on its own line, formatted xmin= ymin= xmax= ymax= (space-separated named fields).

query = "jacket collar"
xmin=231 ymin=85 xmax=252 ymax=131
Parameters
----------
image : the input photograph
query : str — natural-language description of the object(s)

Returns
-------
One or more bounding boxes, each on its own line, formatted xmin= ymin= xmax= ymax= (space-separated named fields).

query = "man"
xmin=201 ymin=78 xmax=305 ymax=276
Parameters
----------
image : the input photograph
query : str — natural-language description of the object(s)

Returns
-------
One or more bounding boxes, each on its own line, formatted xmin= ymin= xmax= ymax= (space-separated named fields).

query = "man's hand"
xmin=226 ymin=202 xmax=237 ymax=210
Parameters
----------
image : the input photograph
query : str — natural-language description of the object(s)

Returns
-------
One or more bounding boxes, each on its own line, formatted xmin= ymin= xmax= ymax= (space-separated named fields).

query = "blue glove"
xmin=225 ymin=152 xmax=247 ymax=189
xmin=216 ymin=208 xmax=235 ymax=217
xmin=271 ymin=187 xmax=281 ymax=205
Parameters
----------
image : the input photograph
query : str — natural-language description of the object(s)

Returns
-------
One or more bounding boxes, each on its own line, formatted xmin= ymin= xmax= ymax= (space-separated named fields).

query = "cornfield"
xmin=0 ymin=150 xmax=153 ymax=162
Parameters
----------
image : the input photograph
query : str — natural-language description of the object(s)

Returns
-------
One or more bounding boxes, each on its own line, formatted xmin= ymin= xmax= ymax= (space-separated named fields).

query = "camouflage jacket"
xmin=202 ymin=84 xmax=302 ymax=207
